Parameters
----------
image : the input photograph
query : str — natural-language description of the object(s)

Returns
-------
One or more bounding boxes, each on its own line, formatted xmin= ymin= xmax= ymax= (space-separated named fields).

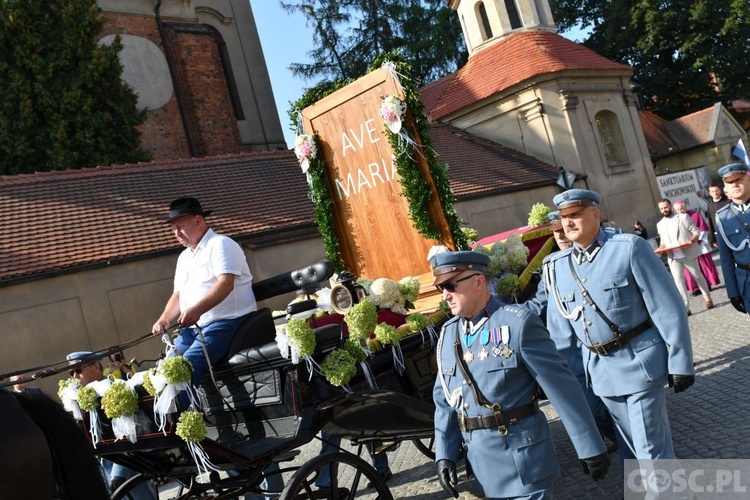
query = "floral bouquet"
xmin=58 ymin=378 xmax=83 ymax=420
xmin=474 ymin=233 xmax=530 ymax=301
xmin=380 ymin=95 xmax=407 ymax=134
xmin=176 ymin=410 xmax=219 ymax=476
xmin=294 ymin=133 xmax=317 ymax=173
xmin=320 ymin=348 xmax=357 ymax=388
xmin=527 ymin=203 xmax=552 ymax=227
xmin=151 ymin=356 xmax=193 ymax=432
xmin=101 ymin=380 xmax=140 ymax=443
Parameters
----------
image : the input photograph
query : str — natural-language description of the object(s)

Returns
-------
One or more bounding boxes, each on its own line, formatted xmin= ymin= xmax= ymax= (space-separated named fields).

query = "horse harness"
xmin=453 ymin=337 xmax=539 ymax=436
xmin=567 ymin=255 xmax=653 ymax=355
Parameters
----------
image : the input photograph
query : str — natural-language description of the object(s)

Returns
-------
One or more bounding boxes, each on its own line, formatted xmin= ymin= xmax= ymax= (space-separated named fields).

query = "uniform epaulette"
xmin=545 ymin=248 xmax=572 ymax=264
xmin=716 ymin=204 xmax=731 ymax=215
xmin=500 ymin=304 xmax=528 ymax=318
xmin=610 ymin=233 xmax=637 ymax=243
xmin=443 ymin=315 xmax=460 ymax=328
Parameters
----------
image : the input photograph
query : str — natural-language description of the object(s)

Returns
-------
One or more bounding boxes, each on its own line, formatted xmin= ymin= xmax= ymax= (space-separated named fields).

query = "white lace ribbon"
xmin=359 ymin=361 xmax=378 ymax=391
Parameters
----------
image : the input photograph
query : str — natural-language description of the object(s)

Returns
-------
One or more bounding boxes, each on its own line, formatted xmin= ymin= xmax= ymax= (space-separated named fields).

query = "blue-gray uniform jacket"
xmin=544 ymin=230 xmax=694 ymax=398
xmin=715 ymin=203 xmax=750 ymax=306
xmin=433 ymin=299 xmax=605 ymax=498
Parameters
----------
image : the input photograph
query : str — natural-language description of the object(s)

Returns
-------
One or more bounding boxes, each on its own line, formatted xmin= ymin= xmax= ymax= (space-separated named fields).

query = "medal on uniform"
xmin=499 ymin=345 xmax=514 ymax=359
xmin=478 ymin=346 xmax=489 ymax=361
xmin=463 ymin=349 xmax=474 ymax=363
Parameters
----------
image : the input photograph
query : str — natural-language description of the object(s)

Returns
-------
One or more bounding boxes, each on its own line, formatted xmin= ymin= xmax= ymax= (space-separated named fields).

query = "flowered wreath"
xmin=288 ymin=52 xmax=468 ymax=271
xmin=380 ymin=95 xmax=407 ymax=133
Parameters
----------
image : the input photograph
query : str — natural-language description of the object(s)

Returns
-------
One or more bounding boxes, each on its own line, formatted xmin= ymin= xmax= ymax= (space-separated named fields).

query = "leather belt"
xmin=457 ymin=400 xmax=539 ymax=432
xmin=584 ymin=318 xmax=654 ymax=355
xmin=736 ymin=262 xmax=750 ymax=272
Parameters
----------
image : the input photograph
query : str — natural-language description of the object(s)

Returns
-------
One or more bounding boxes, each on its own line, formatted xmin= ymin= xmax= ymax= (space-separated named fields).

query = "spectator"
xmin=672 ymin=200 xmax=720 ymax=295
xmin=632 ymin=220 xmax=647 ymax=239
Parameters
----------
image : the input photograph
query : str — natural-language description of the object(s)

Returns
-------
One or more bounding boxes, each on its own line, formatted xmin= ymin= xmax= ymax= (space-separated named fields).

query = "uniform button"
xmin=462 ymin=380 xmax=467 ymax=385
xmin=582 ymin=278 xmax=587 ymax=283
xmin=463 ymin=403 xmax=470 ymax=410
xmin=587 ymin=321 xmax=592 ymax=326
xmin=528 ymin=437 xmax=534 ymax=443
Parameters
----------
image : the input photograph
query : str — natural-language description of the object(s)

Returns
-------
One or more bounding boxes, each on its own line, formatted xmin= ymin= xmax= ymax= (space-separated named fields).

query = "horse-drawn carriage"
xmin=4 ymin=259 xmax=445 ymax=499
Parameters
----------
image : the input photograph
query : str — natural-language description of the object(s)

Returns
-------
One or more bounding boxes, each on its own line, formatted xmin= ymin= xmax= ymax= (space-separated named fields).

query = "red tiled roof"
xmin=639 ymin=110 xmax=677 ymax=157
xmin=1 ymin=128 xmax=557 ymax=283
xmin=420 ymin=72 xmax=456 ymax=117
xmin=0 ymin=151 xmax=314 ymax=283
xmin=428 ymin=123 xmax=558 ymax=198
xmin=639 ymin=106 xmax=716 ymax=158
xmin=431 ymin=31 xmax=631 ymax=120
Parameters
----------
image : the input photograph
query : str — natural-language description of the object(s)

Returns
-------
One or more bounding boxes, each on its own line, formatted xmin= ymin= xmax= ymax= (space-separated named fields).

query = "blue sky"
xmin=250 ymin=1 xmax=587 ymax=149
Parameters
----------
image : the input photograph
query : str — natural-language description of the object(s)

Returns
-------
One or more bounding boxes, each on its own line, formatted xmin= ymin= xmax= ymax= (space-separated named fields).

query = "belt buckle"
xmin=491 ymin=404 xmax=508 ymax=436
xmin=594 ymin=343 xmax=608 ymax=356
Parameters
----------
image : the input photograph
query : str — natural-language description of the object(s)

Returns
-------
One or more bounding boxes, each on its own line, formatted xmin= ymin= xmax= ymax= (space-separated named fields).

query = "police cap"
xmin=548 ymin=210 xmax=562 ymax=229
xmin=553 ymin=189 xmax=602 ymax=216
xmin=430 ymin=250 xmax=490 ymax=286
xmin=66 ymin=351 xmax=103 ymax=365
xmin=718 ymin=163 xmax=749 ymax=183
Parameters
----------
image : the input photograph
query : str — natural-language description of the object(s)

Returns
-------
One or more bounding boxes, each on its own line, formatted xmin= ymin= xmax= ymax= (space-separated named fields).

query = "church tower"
xmin=448 ymin=0 xmax=555 ymax=54
xmin=439 ymin=0 xmax=662 ymax=230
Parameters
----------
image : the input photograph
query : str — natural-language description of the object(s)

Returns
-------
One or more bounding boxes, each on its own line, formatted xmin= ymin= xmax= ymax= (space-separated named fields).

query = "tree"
xmin=280 ymin=0 xmax=467 ymax=88
xmin=550 ymin=0 xmax=750 ymax=120
xmin=0 ymin=0 xmax=149 ymax=175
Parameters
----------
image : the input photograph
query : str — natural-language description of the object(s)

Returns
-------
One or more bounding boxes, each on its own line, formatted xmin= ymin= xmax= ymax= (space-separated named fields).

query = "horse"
xmin=0 ymin=387 xmax=110 ymax=499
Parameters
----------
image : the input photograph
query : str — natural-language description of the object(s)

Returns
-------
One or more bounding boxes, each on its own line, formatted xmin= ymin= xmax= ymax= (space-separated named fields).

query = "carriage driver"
xmin=151 ymin=197 xmax=256 ymax=388
xmin=431 ymin=251 xmax=610 ymax=499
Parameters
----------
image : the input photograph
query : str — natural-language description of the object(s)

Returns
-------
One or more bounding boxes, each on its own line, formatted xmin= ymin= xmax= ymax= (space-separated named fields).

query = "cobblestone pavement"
xmin=163 ymin=254 xmax=750 ymax=499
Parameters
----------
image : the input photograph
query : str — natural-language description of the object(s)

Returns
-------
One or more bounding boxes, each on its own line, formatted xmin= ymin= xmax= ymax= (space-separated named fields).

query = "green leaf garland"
xmin=287 ymin=318 xmax=317 ymax=358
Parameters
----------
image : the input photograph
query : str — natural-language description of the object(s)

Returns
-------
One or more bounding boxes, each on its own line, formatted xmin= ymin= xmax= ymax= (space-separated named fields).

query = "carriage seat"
xmin=216 ymin=259 xmax=335 ymax=363
xmin=226 ymin=323 xmax=343 ymax=370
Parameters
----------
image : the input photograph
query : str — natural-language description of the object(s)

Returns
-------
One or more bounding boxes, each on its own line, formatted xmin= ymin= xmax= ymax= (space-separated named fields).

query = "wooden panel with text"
xmin=302 ymin=66 xmax=454 ymax=280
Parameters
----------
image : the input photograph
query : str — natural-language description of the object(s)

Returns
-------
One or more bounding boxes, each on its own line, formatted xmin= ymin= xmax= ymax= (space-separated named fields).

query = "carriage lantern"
xmin=330 ymin=270 xmax=367 ymax=315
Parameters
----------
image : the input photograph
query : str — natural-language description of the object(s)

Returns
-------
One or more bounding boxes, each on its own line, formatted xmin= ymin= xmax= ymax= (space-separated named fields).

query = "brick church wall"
xmin=99 ymin=13 xmax=242 ymax=160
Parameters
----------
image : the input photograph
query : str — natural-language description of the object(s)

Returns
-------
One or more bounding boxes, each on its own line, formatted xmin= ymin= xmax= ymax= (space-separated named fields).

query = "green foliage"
xmin=142 ymin=369 xmax=158 ymax=396
xmin=374 ymin=323 xmax=401 ymax=345
xmin=551 ymin=0 xmax=750 ymax=120
xmin=58 ymin=378 xmax=79 ymax=401
xmin=175 ymin=411 xmax=207 ymax=442
xmin=320 ymin=348 xmax=357 ymax=386
xmin=158 ymin=357 xmax=192 ymax=385
xmin=76 ymin=385 xmax=99 ymax=412
xmin=405 ymin=312 xmax=429 ymax=333
xmin=344 ymin=298 xmax=378 ymax=340
xmin=342 ymin=338 xmax=368 ymax=363
xmin=286 ymin=318 xmax=317 ymax=358
xmin=0 ymin=0 xmax=149 ymax=174
xmin=527 ymin=203 xmax=552 ymax=228
xmin=100 ymin=380 xmax=138 ymax=419
xmin=280 ymin=0 xmax=467 ymax=86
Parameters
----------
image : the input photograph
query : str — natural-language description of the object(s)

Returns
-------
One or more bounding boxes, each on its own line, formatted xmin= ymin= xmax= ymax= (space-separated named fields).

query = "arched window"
xmin=595 ymin=110 xmax=629 ymax=166
xmin=504 ymin=0 xmax=522 ymax=29
xmin=477 ymin=2 xmax=493 ymax=41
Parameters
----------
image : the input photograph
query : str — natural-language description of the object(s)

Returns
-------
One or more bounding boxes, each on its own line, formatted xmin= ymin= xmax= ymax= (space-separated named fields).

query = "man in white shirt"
xmin=656 ymin=198 xmax=713 ymax=315
xmin=152 ymin=197 xmax=256 ymax=386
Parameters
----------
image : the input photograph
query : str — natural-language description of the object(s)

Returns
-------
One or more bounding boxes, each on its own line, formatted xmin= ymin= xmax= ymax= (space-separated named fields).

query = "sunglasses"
xmin=69 ymin=365 xmax=88 ymax=377
xmin=436 ymin=273 xmax=480 ymax=293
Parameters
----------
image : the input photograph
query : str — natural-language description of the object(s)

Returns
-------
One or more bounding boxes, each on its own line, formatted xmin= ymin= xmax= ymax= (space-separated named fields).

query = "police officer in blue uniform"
xmin=524 ymin=212 xmax=629 ymax=463
xmin=715 ymin=162 xmax=750 ymax=314
xmin=431 ymin=251 xmax=610 ymax=499
xmin=544 ymin=189 xmax=695 ymax=461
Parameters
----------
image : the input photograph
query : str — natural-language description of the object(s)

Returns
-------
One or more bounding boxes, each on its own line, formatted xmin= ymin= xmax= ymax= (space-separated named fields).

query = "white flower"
xmin=369 ymin=278 xmax=401 ymax=309
xmin=427 ymin=245 xmax=450 ymax=262
xmin=380 ymin=95 xmax=407 ymax=133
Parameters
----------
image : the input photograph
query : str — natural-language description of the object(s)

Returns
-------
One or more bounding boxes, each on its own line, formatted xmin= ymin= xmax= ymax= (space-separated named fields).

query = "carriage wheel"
xmin=280 ymin=452 xmax=393 ymax=500
xmin=412 ymin=437 xmax=435 ymax=460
